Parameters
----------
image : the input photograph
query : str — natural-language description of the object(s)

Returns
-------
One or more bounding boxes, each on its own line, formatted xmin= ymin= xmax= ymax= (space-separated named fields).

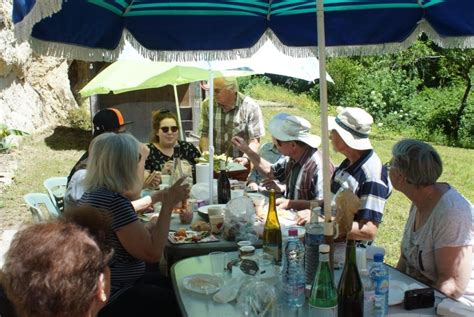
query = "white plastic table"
xmin=171 ymin=251 xmax=446 ymax=317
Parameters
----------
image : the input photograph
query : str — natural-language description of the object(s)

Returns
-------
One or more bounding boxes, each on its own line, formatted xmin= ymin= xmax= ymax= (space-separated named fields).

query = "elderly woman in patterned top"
xmin=390 ymin=139 xmax=474 ymax=306
xmin=145 ymin=110 xmax=200 ymax=177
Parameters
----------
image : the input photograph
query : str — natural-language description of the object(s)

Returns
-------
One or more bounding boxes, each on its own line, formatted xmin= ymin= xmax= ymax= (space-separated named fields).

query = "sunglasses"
xmin=160 ymin=126 xmax=179 ymax=133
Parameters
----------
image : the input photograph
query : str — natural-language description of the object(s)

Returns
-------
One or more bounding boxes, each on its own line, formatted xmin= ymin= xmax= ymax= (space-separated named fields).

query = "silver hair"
xmin=84 ymin=132 xmax=142 ymax=193
xmin=217 ymin=77 xmax=239 ymax=91
xmin=391 ymin=139 xmax=443 ymax=186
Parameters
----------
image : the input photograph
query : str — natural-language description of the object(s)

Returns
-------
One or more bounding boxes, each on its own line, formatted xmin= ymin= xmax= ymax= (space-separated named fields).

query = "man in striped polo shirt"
xmin=297 ymin=107 xmax=392 ymax=242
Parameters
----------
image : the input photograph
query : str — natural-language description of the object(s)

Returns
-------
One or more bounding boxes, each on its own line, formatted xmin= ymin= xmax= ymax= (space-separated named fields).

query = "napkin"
xmin=437 ymin=298 xmax=474 ymax=316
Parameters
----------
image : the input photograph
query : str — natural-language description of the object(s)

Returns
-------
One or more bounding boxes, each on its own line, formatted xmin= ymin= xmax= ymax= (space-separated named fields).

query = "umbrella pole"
xmin=207 ymin=67 xmax=215 ymax=204
xmin=317 ymin=0 xmax=335 ymax=262
xmin=173 ymin=85 xmax=185 ymax=141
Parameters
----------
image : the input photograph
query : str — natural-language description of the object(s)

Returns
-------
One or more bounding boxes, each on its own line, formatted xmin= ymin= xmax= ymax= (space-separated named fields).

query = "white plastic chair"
xmin=43 ymin=176 xmax=67 ymax=213
xmin=23 ymin=193 xmax=60 ymax=222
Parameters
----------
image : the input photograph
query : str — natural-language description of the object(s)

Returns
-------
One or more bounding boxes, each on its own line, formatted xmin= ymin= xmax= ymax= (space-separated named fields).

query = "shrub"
xmin=67 ymin=106 xmax=91 ymax=130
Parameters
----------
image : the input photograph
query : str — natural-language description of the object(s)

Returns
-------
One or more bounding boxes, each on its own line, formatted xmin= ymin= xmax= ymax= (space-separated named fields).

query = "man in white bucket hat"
xmin=297 ymin=107 xmax=392 ymax=242
xmin=232 ymin=113 xmax=332 ymax=211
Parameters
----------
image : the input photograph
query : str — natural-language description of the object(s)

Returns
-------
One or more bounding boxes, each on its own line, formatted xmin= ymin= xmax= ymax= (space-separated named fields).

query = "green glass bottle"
xmin=337 ymin=239 xmax=364 ymax=317
xmin=262 ymin=189 xmax=282 ymax=265
xmin=309 ymin=244 xmax=337 ymax=316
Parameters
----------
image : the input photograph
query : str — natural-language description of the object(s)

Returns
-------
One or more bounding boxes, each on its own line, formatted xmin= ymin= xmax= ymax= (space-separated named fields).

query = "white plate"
xmin=389 ymin=280 xmax=408 ymax=306
xmin=182 ymin=274 xmax=224 ymax=294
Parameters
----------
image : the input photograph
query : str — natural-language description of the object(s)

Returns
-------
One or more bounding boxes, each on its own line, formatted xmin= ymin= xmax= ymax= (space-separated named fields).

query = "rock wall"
xmin=0 ymin=0 xmax=78 ymax=133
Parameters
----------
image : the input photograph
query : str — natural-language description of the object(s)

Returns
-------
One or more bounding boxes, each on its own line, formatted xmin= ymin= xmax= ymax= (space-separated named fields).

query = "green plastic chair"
xmin=23 ymin=193 xmax=60 ymax=223
xmin=43 ymin=176 xmax=67 ymax=213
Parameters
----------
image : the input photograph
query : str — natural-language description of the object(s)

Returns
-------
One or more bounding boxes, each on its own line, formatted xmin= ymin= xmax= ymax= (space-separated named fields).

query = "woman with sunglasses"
xmin=145 ymin=110 xmax=200 ymax=173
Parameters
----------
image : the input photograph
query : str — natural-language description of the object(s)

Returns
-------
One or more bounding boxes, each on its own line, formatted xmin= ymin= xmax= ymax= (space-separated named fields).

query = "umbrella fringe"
xmin=420 ymin=22 xmax=474 ymax=49
xmin=14 ymin=0 xmax=62 ymax=43
xmin=29 ymin=38 xmax=123 ymax=62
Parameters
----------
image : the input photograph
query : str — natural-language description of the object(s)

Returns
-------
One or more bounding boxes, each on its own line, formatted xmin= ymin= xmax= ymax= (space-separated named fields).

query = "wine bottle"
xmin=170 ymin=144 xmax=187 ymax=211
xmin=309 ymin=244 xmax=337 ymax=316
xmin=217 ymin=160 xmax=230 ymax=204
xmin=337 ymin=239 xmax=364 ymax=317
xmin=262 ymin=189 xmax=282 ymax=265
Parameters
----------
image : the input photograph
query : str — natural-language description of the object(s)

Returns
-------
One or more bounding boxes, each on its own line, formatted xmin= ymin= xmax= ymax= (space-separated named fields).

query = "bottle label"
xmin=373 ymin=276 xmax=389 ymax=295
xmin=309 ymin=305 xmax=337 ymax=317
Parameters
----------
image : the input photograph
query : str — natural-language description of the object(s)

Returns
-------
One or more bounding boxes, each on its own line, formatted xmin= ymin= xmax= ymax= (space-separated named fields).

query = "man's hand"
xmin=231 ymin=136 xmax=250 ymax=154
xmin=295 ymin=209 xmax=311 ymax=226
xmin=234 ymin=156 xmax=249 ymax=166
xmin=246 ymin=182 xmax=259 ymax=191
xmin=276 ymin=197 xmax=290 ymax=210
xmin=261 ymin=179 xmax=284 ymax=193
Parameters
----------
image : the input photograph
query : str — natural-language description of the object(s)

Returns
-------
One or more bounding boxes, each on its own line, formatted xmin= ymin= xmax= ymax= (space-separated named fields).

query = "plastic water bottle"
xmin=304 ymin=207 xmax=324 ymax=289
xmin=360 ymin=270 xmax=375 ymax=317
xmin=281 ymin=228 xmax=305 ymax=308
xmin=369 ymin=253 xmax=389 ymax=316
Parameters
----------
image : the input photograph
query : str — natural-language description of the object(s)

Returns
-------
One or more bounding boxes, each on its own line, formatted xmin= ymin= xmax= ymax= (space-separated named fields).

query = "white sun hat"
xmin=328 ymin=107 xmax=373 ymax=150
xmin=268 ymin=113 xmax=321 ymax=148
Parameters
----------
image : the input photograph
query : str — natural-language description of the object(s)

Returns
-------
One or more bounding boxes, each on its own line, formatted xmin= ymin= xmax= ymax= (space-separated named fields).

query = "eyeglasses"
xmin=384 ymin=161 xmax=396 ymax=171
xmin=160 ymin=126 xmax=179 ymax=133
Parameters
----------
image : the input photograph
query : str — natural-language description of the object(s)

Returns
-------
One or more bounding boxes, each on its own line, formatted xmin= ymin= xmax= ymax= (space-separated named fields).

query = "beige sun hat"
xmin=328 ymin=107 xmax=373 ymax=150
xmin=268 ymin=113 xmax=321 ymax=148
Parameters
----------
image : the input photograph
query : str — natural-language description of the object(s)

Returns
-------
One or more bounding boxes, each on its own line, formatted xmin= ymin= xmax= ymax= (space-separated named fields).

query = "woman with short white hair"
xmin=390 ymin=139 xmax=474 ymax=305
xmin=80 ymin=132 xmax=189 ymax=316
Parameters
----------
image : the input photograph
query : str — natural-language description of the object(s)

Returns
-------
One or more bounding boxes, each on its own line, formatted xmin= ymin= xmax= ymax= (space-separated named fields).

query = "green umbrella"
xmin=79 ymin=60 xmax=255 ymax=140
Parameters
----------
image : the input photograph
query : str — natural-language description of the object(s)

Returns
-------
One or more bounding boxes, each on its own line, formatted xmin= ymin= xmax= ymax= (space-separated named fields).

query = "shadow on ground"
xmin=44 ymin=126 xmax=91 ymax=151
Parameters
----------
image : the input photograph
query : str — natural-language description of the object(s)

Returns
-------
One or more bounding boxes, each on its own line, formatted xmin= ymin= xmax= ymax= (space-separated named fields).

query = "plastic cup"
xmin=209 ymin=251 xmax=226 ymax=277
xmin=207 ymin=206 xmax=222 ymax=217
xmin=160 ymin=174 xmax=170 ymax=185
xmin=209 ymin=214 xmax=224 ymax=234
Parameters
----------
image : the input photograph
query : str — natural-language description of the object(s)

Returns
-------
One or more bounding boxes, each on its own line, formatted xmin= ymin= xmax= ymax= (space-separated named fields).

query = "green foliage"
xmin=238 ymin=75 xmax=271 ymax=94
xmin=243 ymin=77 xmax=319 ymax=111
xmin=0 ymin=124 xmax=29 ymax=153
xmin=67 ymin=106 xmax=91 ymax=130
xmin=408 ymin=87 xmax=473 ymax=148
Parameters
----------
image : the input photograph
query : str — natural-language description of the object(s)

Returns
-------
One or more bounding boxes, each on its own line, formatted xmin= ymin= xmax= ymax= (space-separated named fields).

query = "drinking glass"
xmin=209 ymin=251 xmax=226 ymax=277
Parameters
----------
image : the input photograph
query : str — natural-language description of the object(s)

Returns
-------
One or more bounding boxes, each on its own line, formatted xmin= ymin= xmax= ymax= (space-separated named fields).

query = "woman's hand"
xmin=276 ymin=197 xmax=290 ymax=210
xmin=161 ymin=176 xmax=190 ymax=210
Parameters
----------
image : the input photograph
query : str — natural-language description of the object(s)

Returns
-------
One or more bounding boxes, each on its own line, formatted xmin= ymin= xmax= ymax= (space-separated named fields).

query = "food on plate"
xmin=191 ymin=220 xmax=211 ymax=232
xmin=175 ymin=228 xmax=187 ymax=237
xmin=170 ymin=230 xmax=212 ymax=243
xmin=335 ymin=190 xmax=361 ymax=235
xmin=196 ymin=152 xmax=232 ymax=172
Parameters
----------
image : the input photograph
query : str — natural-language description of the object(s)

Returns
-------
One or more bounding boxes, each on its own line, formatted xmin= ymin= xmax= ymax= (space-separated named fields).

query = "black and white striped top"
xmin=80 ymin=188 xmax=145 ymax=302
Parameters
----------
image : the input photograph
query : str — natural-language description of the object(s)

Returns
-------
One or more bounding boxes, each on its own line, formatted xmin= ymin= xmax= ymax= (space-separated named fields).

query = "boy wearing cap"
xmin=199 ymin=77 xmax=265 ymax=163
xmin=66 ymin=108 xmax=132 ymax=185
xmin=297 ymin=107 xmax=392 ymax=242
xmin=232 ymin=113 xmax=327 ymax=211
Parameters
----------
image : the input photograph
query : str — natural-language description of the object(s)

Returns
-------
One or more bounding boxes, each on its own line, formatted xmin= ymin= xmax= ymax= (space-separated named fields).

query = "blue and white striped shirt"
xmin=80 ymin=188 xmax=145 ymax=302
xmin=331 ymin=150 xmax=392 ymax=224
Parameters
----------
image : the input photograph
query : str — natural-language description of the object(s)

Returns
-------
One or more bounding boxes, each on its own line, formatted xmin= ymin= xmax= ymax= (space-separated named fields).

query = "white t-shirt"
xmin=401 ymin=186 xmax=474 ymax=305
xmin=64 ymin=169 xmax=87 ymax=211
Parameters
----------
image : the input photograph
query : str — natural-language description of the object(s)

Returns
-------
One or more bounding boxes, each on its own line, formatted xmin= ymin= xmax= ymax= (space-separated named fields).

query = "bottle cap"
xmin=319 ymin=244 xmax=330 ymax=253
xmin=373 ymin=253 xmax=384 ymax=262
xmin=288 ymin=228 xmax=298 ymax=236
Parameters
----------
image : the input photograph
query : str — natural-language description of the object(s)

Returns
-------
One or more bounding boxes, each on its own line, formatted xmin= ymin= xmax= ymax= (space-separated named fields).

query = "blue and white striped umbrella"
xmin=13 ymin=0 xmax=474 ymax=61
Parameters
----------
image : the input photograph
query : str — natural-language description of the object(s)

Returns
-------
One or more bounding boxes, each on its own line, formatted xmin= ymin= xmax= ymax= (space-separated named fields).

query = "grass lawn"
xmin=0 ymin=84 xmax=472 ymax=267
